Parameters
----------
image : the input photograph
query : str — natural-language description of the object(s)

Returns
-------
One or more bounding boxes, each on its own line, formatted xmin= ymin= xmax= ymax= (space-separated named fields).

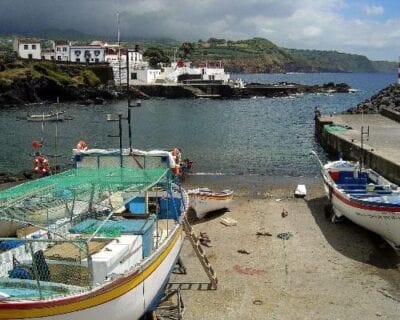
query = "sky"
xmin=0 ymin=0 xmax=399 ymax=61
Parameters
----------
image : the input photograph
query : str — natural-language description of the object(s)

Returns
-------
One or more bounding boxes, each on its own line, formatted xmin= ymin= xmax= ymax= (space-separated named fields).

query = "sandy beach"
xmin=169 ymin=177 xmax=400 ymax=320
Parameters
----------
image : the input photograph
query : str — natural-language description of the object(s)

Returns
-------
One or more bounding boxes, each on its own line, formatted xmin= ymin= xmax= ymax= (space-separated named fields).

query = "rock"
xmin=379 ymin=97 xmax=388 ymax=106
xmin=345 ymin=84 xmax=400 ymax=114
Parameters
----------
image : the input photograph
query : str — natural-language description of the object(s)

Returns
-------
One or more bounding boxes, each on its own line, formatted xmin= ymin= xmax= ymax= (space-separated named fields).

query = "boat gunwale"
xmin=0 ymin=224 xmax=183 ymax=316
xmin=323 ymin=173 xmax=400 ymax=213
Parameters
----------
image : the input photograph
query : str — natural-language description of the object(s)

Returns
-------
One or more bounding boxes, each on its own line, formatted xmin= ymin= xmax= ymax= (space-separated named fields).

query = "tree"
xmin=179 ymin=42 xmax=195 ymax=59
xmin=207 ymin=38 xmax=226 ymax=47
xmin=143 ymin=47 xmax=171 ymax=69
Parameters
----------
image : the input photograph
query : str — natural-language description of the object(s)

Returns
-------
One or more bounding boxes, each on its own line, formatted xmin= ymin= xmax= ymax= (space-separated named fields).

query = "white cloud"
xmin=302 ymin=26 xmax=322 ymax=38
xmin=0 ymin=0 xmax=398 ymax=60
xmin=363 ymin=5 xmax=384 ymax=16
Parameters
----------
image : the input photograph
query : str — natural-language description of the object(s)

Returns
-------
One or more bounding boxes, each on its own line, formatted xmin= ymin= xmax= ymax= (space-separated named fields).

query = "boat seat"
xmin=337 ymin=184 xmax=367 ymax=190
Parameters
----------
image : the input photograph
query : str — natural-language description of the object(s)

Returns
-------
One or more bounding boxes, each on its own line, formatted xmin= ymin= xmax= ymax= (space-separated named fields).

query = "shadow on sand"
xmin=185 ymin=207 xmax=230 ymax=226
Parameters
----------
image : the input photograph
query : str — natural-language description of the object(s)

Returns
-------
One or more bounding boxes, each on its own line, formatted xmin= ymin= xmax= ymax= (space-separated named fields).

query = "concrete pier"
xmin=316 ymin=114 xmax=400 ymax=185
xmin=132 ymin=83 xmax=320 ymax=99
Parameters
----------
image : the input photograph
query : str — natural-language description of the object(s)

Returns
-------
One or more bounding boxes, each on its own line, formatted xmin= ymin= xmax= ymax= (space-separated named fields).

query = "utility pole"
xmin=360 ymin=125 xmax=369 ymax=172
xmin=117 ymin=12 xmax=122 ymax=87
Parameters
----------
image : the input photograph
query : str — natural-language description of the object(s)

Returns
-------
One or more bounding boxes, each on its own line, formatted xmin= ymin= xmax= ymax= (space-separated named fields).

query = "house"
xmin=69 ymin=44 xmax=105 ymax=63
xmin=54 ymin=40 xmax=70 ymax=61
xmin=162 ymin=60 xmax=230 ymax=84
xmin=13 ymin=38 xmax=41 ymax=60
xmin=106 ymin=45 xmax=151 ymax=84
xmin=41 ymin=49 xmax=55 ymax=61
xmin=129 ymin=69 xmax=161 ymax=85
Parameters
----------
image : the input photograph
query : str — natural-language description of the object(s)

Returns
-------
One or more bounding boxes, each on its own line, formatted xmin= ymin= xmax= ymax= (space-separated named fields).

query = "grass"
xmin=0 ymin=60 xmax=103 ymax=88
xmin=78 ymin=69 xmax=101 ymax=87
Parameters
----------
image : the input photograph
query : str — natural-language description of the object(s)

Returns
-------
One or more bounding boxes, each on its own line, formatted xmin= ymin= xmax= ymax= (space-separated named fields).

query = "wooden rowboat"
xmin=188 ymin=188 xmax=233 ymax=219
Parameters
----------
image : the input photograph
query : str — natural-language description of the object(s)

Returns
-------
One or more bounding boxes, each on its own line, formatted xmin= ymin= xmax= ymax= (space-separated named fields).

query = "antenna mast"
xmin=117 ymin=12 xmax=122 ymax=87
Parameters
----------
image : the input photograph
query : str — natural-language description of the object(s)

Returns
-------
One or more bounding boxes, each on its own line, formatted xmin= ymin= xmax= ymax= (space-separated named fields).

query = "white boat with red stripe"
xmin=318 ymin=156 xmax=400 ymax=249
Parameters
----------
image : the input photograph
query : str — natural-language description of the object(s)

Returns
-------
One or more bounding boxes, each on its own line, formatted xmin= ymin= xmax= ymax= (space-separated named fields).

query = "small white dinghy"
xmin=188 ymin=188 xmax=233 ymax=219
xmin=294 ymin=184 xmax=307 ymax=198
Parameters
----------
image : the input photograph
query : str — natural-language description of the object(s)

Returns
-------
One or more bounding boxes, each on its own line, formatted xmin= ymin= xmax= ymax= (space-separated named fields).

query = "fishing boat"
xmin=315 ymin=154 xmax=400 ymax=249
xmin=26 ymin=111 xmax=64 ymax=122
xmin=188 ymin=188 xmax=233 ymax=219
xmin=0 ymin=147 xmax=189 ymax=320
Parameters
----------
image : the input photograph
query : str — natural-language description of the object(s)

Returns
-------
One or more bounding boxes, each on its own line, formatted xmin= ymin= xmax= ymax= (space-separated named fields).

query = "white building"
xmin=162 ymin=61 xmax=230 ymax=84
xmin=106 ymin=46 xmax=153 ymax=85
xmin=130 ymin=69 xmax=161 ymax=84
xmin=41 ymin=49 xmax=55 ymax=61
xmin=54 ymin=40 xmax=70 ymax=61
xmin=13 ymin=38 xmax=41 ymax=60
xmin=69 ymin=45 xmax=105 ymax=63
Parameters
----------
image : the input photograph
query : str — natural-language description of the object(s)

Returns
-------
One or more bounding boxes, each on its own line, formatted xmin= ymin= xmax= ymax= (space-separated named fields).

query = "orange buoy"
xmin=76 ymin=140 xmax=88 ymax=150
xmin=172 ymin=164 xmax=181 ymax=177
xmin=32 ymin=140 xmax=42 ymax=150
xmin=171 ymin=147 xmax=182 ymax=176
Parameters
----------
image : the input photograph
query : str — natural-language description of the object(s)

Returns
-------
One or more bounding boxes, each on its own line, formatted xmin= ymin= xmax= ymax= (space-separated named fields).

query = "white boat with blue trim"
xmin=320 ymin=158 xmax=400 ymax=249
xmin=0 ymin=147 xmax=189 ymax=320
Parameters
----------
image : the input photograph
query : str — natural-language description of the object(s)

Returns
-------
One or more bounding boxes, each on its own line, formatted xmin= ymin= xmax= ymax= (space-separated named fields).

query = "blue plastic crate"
xmin=159 ymin=197 xmax=181 ymax=221
xmin=126 ymin=197 xmax=146 ymax=216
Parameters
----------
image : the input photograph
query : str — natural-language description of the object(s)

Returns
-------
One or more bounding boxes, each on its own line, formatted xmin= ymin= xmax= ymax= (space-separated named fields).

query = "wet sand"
xmin=170 ymin=177 xmax=400 ymax=319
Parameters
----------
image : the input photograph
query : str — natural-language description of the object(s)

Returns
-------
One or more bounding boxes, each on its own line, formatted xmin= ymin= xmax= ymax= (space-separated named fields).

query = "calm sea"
xmin=0 ymin=72 xmax=396 ymax=181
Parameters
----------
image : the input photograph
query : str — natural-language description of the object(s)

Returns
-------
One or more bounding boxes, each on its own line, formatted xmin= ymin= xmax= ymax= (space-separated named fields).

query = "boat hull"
xmin=0 ymin=227 xmax=184 ymax=320
xmin=189 ymin=192 xmax=233 ymax=219
xmin=26 ymin=113 xmax=64 ymax=122
xmin=324 ymin=179 xmax=400 ymax=248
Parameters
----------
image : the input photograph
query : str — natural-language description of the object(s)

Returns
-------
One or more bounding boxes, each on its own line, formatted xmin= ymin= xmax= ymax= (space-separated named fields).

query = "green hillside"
xmin=189 ymin=38 xmax=396 ymax=73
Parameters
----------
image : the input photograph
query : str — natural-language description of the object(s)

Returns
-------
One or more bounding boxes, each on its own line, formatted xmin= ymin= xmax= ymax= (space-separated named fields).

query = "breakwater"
xmin=133 ymin=82 xmax=351 ymax=99
xmin=345 ymin=84 xmax=400 ymax=115
xmin=315 ymin=114 xmax=400 ymax=185
xmin=315 ymin=82 xmax=400 ymax=184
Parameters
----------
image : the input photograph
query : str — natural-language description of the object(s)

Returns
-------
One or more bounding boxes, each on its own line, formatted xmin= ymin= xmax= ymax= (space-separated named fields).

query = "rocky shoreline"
xmin=0 ymin=79 xmax=353 ymax=104
xmin=344 ymin=84 xmax=400 ymax=114
xmin=0 ymin=76 xmax=118 ymax=106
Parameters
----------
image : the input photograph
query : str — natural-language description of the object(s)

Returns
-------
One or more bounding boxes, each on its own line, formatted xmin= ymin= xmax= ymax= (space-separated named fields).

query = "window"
xmin=51 ymin=56 xmax=55 ymax=60
xmin=32 ymin=44 xmax=36 ymax=50
xmin=95 ymin=58 xmax=99 ymax=63
xmin=75 ymin=50 xmax=81 ymax=56
xmin=57 ymin=47 xmax=61 ymax=52
xmin=131 ymin=73 xmax=137 ymax=80
xmin=94 ymin=50 xmax=100 ymax=56
xmin=63 ymin=47 xmax=67 ymax=52
xmin=28 ymin=54 xmax=33 ymax=59
xmin=24 ymin=44 xmax=28 ymax=50
xmin=76 ymin=58 xmax=80 ymax=62
xmin=57 ymin=56 xmax=61 ymax=61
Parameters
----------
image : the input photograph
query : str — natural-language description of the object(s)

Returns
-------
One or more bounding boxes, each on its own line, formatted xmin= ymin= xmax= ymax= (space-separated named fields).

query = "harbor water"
xmin=0 ymin=72 xmax=396 ymax=180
